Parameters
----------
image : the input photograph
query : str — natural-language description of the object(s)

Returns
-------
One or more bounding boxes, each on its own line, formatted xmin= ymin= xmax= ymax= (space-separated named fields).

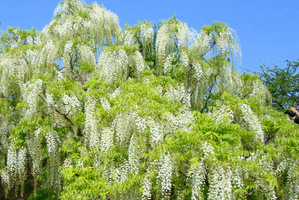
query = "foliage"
xmin=27 ymin=188 xmax=57 ymax=200
xmin=0 ymin=0 xmax=298 ymax=199
xmin=259 ymin=60 xmax=299 ymax=111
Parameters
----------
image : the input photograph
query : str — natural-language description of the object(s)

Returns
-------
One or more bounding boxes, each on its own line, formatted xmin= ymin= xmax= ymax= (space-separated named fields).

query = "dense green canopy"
xmin=0 ymin=0 xmax=298 ymax=199
xmin=259 ymin=60 xmax=299 ymax=111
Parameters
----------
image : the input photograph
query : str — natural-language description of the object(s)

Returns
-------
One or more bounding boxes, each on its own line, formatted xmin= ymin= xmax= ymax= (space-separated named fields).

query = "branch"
xmin=199 ymin=36 xmax=216 ymax=58
xmin=200 ymin=70 xmax=220 ymax=113
xmin=38 ymin=94 xmax=75 ymax=133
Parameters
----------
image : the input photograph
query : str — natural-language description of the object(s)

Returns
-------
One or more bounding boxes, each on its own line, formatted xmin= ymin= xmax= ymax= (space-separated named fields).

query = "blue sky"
xmin=1 ymin=0 xmax=299 ymax=73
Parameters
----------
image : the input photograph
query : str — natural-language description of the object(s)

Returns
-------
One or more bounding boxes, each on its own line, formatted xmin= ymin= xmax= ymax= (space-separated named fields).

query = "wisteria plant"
xmin=0 ymin=0 xmax=298 ymax=199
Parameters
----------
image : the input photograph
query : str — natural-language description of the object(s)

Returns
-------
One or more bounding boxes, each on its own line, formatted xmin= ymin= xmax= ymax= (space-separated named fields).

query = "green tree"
xmin=0 ymin=0 xmax=298 ymax=200
xmin=259 ymin=60 xmax=299 ymax=111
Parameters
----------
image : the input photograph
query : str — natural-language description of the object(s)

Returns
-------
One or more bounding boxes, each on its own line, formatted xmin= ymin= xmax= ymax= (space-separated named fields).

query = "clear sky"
xmin=1 ymin=0 xmax=299 ymax=73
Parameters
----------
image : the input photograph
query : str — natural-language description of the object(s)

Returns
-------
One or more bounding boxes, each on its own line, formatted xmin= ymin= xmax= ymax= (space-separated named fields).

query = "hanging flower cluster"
xmin=211 ymin=104 xmax=234 ymax=124
xmin=84 ymin=96 xmax=99 ymax=149
xmin=62 ymin=94 xmax=81 ymax=115
xmin=96 ymin=47 xmax=145 ymax=83
xmin=158 ymin=153 xmax=173 ymax=199
xmin=22 ymin=79 xmax=43 ymax=118
xmin=240 ymin=103 xmax=264 ymax=143
xmin=187 ymin=159 xmax=206 ymax=200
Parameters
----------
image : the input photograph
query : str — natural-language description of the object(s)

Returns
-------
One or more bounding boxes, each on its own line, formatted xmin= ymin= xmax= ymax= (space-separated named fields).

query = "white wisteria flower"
xmin=158 ymin=153 xmax=173 ymax=199
xmin=240 ymin=103 xmax=264 ymax=143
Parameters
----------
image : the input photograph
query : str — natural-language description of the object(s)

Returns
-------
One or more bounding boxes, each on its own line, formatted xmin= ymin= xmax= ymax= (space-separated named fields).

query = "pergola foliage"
xmin=0 ymin=0 xmax=298 ymax=199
